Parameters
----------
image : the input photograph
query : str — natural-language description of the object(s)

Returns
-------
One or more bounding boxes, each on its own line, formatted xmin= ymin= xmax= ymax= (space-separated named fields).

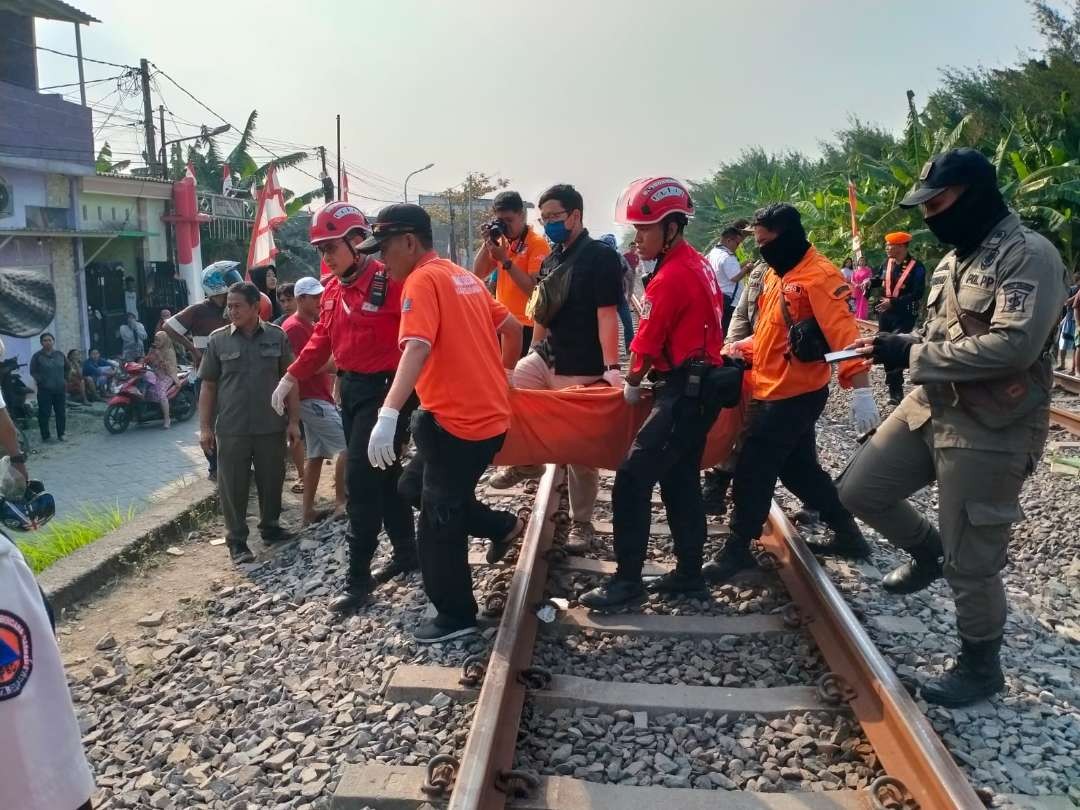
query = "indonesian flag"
xmin=246 ymin=164 xmax=288 ymax=270
xmin=185 ymin=162 xmax=196 ymax=181
xmin=222 ymin=163 xmax=232 ymax=195
xmin=847 ymin=178 xmax=862 ymax=255
xmin=341 ymin=171 xmax=349 ymax=202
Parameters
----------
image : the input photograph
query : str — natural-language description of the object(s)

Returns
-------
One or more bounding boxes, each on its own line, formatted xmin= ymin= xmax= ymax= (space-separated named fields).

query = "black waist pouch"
xmin=699 ymin=357 xmax=746 ymax=408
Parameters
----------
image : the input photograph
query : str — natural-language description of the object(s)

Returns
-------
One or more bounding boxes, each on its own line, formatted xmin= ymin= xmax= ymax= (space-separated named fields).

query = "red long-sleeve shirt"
xmin=288 ymin=258 xmax=403 ymax=379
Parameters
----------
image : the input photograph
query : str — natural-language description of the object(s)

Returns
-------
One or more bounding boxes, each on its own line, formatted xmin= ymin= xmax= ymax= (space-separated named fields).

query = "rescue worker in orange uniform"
xmin=703 ymin=203 xmax=881 ymax=583
xmin=270 ymin=202 xmax=418 ymax=616
xmin=581 ymin=178 xmax=740 ymax=609
xmin=874 ymin=231 xmax=926 ymax=404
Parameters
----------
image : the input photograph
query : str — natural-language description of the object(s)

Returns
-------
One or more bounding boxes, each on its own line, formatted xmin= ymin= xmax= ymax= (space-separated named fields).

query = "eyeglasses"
xmin=539 ymin=209 xmax=569 ymax=225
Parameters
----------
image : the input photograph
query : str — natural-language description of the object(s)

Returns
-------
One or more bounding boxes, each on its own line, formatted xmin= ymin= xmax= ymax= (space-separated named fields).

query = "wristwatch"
xmin=501 ymin=259 xmax=513 ymax=271
xmin=604 ymin=363 xmax=621 ymax=371
xmin=9 ymin=454 xmax=26 ymax=464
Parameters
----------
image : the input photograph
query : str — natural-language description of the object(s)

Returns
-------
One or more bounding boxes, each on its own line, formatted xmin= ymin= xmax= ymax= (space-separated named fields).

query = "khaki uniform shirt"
xmin=899 ymin=212 xmax=1068 ymax=453
xmin=199 ymin=320 xmax=294 ymax=436
xmin=726 ymin=261 xmax=768 ymax=344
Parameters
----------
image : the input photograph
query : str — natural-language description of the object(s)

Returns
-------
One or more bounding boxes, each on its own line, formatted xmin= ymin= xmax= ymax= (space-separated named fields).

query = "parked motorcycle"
xmin=103 ymin=362 xmax=196 ymax=434
xmin=0 ymin=357 xmax=33 ymax=453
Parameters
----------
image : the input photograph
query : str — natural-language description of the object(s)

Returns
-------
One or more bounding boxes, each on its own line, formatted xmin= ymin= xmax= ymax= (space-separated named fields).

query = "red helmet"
xmin=309 ymin=202 xmax=371 ymax=245
xmin=615 ymin=177 xmax=694 ymax=225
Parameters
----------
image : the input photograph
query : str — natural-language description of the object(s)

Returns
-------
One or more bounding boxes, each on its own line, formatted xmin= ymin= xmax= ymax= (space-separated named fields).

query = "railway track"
xmin=858 ymin=317 xmax=1080 ymax=437
xmin=333 ymin=466 xmax=991 ymax=810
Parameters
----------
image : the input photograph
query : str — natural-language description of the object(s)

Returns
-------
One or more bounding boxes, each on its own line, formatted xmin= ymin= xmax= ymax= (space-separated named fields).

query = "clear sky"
xmin=33 ymin=0 xmax=1045 ymax=232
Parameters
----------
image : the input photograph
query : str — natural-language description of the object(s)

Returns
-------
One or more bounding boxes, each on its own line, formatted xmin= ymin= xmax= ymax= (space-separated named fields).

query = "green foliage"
xmin=689 ymin=1 xmax=1080 ymax=271
xmin=95 ymin=142 xmax=131 ymax=174
xmin=16 ymin=503 xmax=134 ymax=574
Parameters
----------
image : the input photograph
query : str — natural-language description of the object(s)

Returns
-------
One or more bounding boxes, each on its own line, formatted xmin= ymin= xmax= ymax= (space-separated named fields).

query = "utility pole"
xmin=73 ymin=23 xmax=86 ymax=107
xmin=139 ymin=59 xmax=158 ymax=176
xmin=335 ymin=115 xmax=342 ymax=201
xmin=158 ymin=105 xmax=167 ymax=179
xmin=318 ymin=146 xmax=334 ymax=203
xmin=464 ymin=180 xmax=473 ymax=270
xmin=447 ymin=191 xmax=457 ymax=262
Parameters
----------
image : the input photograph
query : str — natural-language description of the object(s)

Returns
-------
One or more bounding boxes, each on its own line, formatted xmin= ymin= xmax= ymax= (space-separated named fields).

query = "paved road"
xmin=25 ymin=403 xmax=208 ymax=520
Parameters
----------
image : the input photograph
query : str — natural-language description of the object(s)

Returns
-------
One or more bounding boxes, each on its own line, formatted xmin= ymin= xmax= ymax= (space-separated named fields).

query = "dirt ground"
xmin=57 ymin=465 xmax=337 ymax=679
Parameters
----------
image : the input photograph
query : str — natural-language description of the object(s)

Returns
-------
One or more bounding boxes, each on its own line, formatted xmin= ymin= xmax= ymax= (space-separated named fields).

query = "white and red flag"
xmin=246 ymin=165 xmax=288 ymax=270
xmin=341 ymin=170 xmax=350 ymax=202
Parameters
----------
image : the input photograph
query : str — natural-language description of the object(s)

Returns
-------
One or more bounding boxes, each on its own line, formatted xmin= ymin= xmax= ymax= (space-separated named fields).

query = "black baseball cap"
xmin=900 ymin=147 xmax=997 ymax=208
xmin=356 ymin=204 xmax=433 ymax=254
xmin=492 ymin=190 xmax=524 ymax=212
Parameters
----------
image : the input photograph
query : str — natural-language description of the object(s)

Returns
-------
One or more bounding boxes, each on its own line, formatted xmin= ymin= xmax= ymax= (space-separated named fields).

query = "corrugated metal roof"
xmin=0 ymin=0 xmax=99 ymax=24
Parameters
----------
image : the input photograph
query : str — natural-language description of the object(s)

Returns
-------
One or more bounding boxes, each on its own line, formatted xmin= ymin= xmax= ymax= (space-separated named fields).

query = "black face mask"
xmin=924 ymin=186 xmax=1009 ymax=256
xmin=759 ymin=228 xmax=811 ymax=275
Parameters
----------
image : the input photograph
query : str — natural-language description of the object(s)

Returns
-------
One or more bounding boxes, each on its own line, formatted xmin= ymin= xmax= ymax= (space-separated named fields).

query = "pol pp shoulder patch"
xmin=0 ymin=609 xmax=33 ymax=701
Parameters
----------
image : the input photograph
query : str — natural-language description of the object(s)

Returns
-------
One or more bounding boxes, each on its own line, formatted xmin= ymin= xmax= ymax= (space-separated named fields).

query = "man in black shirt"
xmin=488 ymin=184 xmax=623 ymax=553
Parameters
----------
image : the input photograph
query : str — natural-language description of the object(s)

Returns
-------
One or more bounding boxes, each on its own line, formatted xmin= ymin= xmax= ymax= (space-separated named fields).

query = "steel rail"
xmin=1050 ymin=404 xmax=1080 ymax=436
xmin=447 ymin=465 xmax=565 ymax=810
xmin=756 ymin=503 xmax=984 ymax=810
xmin=1053 ymin=371 xmax=1080 ymax=395
xmin=855 ymin=317 xmax=879 ymax=335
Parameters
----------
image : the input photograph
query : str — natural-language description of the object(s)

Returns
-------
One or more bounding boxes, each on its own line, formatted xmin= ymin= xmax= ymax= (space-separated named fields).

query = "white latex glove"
xmin=367 ymin=406 xmax=400 ymax=469
xmin=851 ymin=387 xmax=880 ymax=435
xmin=271 ymin=373 xmax=296 ymax=416
xmin=602 ymin=368 xmax=624 ymax=388
xmin=623 ymin=380 xmax=641 ymax=404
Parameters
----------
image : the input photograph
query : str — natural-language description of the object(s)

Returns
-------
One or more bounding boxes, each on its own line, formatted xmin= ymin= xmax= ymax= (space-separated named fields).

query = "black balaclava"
xmin=759 ymin=224 xmax=811 ymax=275
xmin=924 ymin=184 xmax=1010 ymax=257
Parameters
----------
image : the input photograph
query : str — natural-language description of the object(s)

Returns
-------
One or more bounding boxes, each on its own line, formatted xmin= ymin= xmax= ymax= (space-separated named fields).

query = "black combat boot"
xmin=579 ymin=576 xmax=647 ymax=610
xmin=701 ymin=469 xmax=732 ymax=516
xmin=701 ymin=540 xmax=758 ymax=584
xmin=921 ymin=637 xmax=1006 ymax=707
xmin=372 ymin=554 xmax=419 ymax=583
xmin=647 ymin=567 xmax=709 ymax=597
xmin=882 ymin=531 xmax=943 ymax=594
xmin=804 ymin=515 xmax=871 ymax=559
xmin=331 ymin=552 xmax=376 ymax=616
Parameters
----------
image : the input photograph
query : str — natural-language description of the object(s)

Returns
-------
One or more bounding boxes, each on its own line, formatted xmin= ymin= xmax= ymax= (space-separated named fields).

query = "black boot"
xmin=331 ymin=552 xmax=375 ymax=616
xmin=921 ymin=637 xmax=1006 ymax=707
xmin=372 ymin=554 xmax=419 ymax=583
xmin=579 ymin=576 xmax=646 ymax=610
xmin=883 ymin=533 xmax=943 ymax=594
xmin=648 ymin=567 xmax=709 ymax=596
xmin=701 ymin=541 xmax=758 ymax=584
xmin=792 ymin=508 xmax=820 ymax=526
xmin=702 ymin=470 xmax=731 ymax=516
xmin=804 ymin=516 xmax=871 ymax=559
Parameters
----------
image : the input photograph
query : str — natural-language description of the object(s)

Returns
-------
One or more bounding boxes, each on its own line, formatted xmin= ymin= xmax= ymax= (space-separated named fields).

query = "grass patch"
xmin=16 ymin=503 xmax=134 ymax=574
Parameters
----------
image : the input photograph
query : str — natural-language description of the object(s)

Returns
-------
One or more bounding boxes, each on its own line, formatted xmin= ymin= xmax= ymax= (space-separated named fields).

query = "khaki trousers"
xmin=511 ymin=351 xmax=601 ymax=523
xmin=217 ymin=432 xmax=287 ymax=546
xmin=837 ymin=411 xmax=1030 ymax=642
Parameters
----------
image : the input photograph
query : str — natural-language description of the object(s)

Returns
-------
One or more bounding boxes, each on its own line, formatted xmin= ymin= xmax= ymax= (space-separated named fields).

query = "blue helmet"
xmin=1 ymin=481 xmax=55 ymax=531
xmin=202 ymin=260 xmax=241 ymax=296
xmin=599 ymin=233 xmax=619 ymax=250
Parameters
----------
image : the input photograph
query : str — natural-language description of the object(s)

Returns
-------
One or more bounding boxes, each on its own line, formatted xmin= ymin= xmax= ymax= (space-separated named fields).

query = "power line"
xmin=40 ymin=72 xmax=131 ymax=91
xmin=1 ymin=36 xmax=138 ymax=70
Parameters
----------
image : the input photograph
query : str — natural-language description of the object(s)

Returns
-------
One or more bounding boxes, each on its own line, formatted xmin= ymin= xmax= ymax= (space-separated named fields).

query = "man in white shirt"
xmin=1 ymin=537 xmax=96 ymax=810
xmin=123 ymin=275 xmax=139 ymax=319
xmin=706 ymin=219 xmax=750 ymax=333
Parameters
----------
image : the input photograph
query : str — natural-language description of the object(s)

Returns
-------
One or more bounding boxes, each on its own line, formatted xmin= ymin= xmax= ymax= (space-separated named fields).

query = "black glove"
xmin=871 ymin=333 xmax=916 ymax=369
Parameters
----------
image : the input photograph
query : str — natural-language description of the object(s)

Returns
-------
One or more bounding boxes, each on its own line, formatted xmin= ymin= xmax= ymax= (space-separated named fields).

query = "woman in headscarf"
xmin=145 ymin=331 xmax=181 ymax=429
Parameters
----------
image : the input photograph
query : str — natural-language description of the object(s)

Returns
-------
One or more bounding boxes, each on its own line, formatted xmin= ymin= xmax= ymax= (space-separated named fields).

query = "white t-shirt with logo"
xmin=707 ymin=245 xmax=743 ymax=300
xmin=0 ymin=536 xmax=95 ymax=810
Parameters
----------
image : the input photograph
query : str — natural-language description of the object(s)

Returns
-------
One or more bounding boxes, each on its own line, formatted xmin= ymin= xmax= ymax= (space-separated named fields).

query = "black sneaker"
xmin=228 ymin=543 xmax=255 ymax=564
xmin=372 ymin=555 xmax=419 ymax=583
xmin=486 ymin=516 xmax=525 ymax=564
xmin=647 ymin=569 xmax=709 ymax=597
xmin=413 ymin=616 xmax=479 ymax=644
xmin=701 ymin=544 xmax=758 ymax=584
xmin=579 ymin=577 xmax=647 ymax=610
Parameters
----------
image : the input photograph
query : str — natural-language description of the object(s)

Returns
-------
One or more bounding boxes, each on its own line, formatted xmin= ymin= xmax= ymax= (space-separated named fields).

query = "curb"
xmin=39 ymin=479 xmax=219 ymax=615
